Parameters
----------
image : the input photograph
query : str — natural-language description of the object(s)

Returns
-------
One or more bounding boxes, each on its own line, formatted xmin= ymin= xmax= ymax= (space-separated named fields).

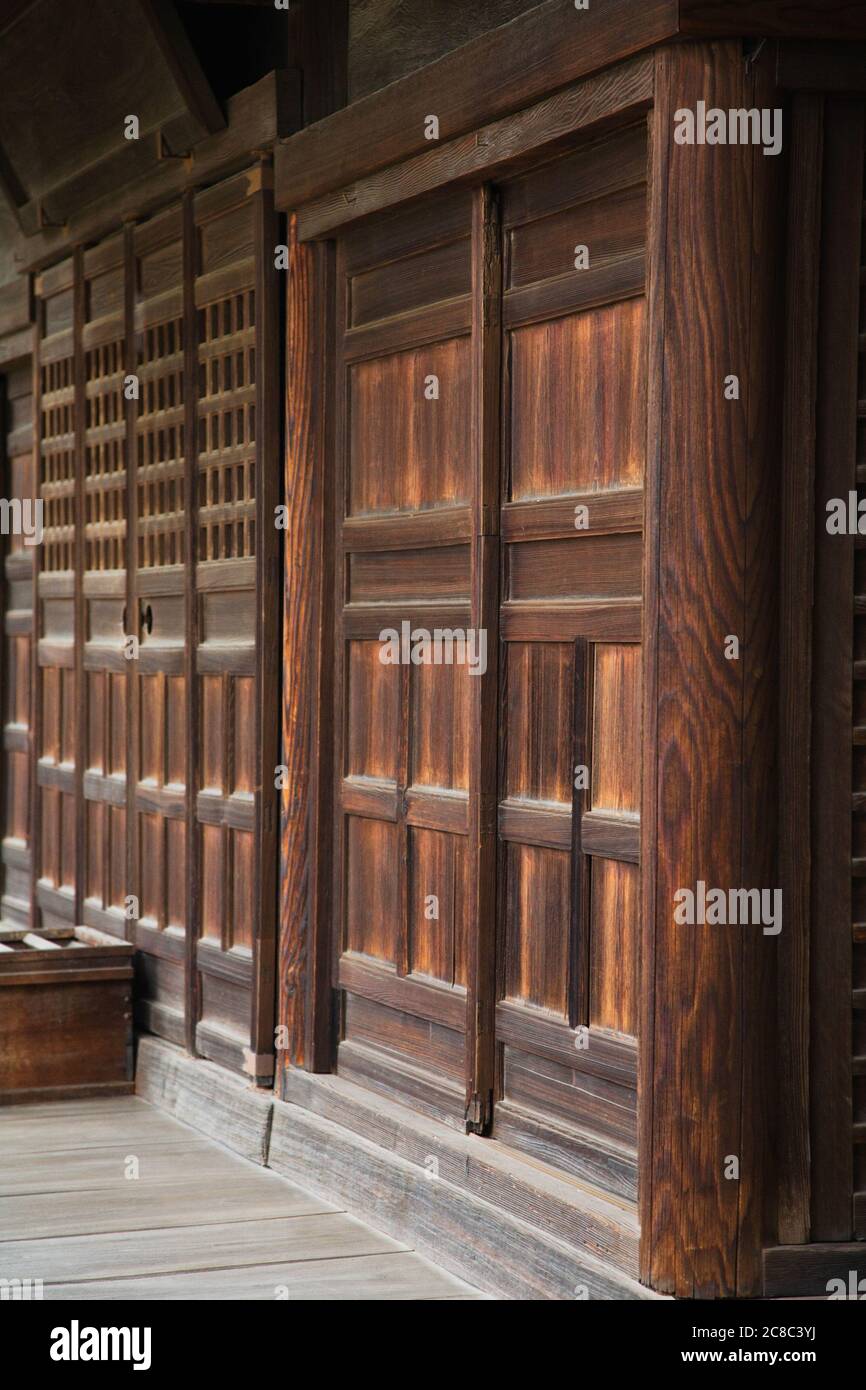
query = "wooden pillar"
xmin=276 ymin=216 xmax=335 ymax=1083
xmin=641 ymin=41 xmax=783 ymax=1298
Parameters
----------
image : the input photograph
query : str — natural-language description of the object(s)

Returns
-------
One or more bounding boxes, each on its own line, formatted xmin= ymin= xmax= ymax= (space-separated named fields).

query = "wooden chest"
xmin=0 ymin=926 xmax=134 ymax=1104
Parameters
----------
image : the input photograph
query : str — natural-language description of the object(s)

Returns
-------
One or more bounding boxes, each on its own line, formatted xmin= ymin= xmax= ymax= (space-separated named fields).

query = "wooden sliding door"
xmin=0 ymin=356 xmax=35 ymax=929
xmin=32 ymin=165 xmax=280 ymax=1080
xmin=327 ymin=123 xmax=647 ymax=1189
xmin=493 ymin=127 xmax=646 ymax=1198
xmin=81 ymin=234 xmax=129 ymax=945
xmin=34 ymin=257 xmax=79 ymax=933
xmin=193 ymin=167 xmax=279 ymax=1079
xmin=130 ymin=203 xmax=190 ymax=1044
xmin=332 ymin=190 xmax=476 ymax=1128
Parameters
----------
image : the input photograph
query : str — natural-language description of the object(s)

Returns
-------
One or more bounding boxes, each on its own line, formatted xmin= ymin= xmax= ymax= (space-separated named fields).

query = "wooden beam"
xmin=275 ymin=0 xmax=679 ymax=209
xmin=764 ymin=1241 xmax=866 ymax=1297
xmin=11 ymin=72 xmax=300 ymax=276
xmin=641 ymin=40 xmax=782 ymax=1298
xmin=136 ymin=0 xmax=225 ymax=136
xmin=294 ymin=55 xmax=653 ymax=240
xmin=776 ymin=94 xmax=823 ymax=1249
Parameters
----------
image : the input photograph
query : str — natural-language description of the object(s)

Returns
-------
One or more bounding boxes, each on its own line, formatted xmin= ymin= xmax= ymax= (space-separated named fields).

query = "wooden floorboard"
xmin=42 ymin=1253 xmax=490 ymax=1301
xmin=0 ymin=1096 xmax=482 ymax=1300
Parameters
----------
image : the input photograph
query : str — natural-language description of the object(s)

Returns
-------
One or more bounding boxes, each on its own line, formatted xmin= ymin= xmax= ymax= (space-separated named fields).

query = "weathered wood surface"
xmin=0 ymin=1092 xmax=479 ymax=1299
xmin=276 ymin=0 xmax=676 ymax=209
xmin=135 ymin=1035 xmax=272 ymax=1165
xmin=641 ymin=41 xmax=782 ymax=1298
xmin=41 ymin=1255 xmax=488 ymax=1301
xmin=268 ymin=1093 xmax=658 ymax=1301
xmin=279 ymin=1065 xmax=640 ymax=1278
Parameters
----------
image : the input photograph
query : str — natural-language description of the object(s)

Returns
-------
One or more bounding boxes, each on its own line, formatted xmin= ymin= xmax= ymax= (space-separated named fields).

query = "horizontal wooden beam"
xmin=276 ymin=0 xmax=866 ymax=214
xmin=679 ymin=0 xmax=866 ymax=40
xmin=777 ymin=40 xmax=866 ymax=90
xmin=276 ymin=0 xmax=677 ymax=210
xmin=763 ymin=1241 xmax=866 ymax=1297
xmin=293 ymin=57 xmax=653 ymax=237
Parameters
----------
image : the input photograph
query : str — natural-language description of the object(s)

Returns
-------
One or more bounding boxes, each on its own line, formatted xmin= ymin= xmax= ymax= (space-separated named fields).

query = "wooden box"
xmin=0 ymin=926 xmax=134 ymax=1104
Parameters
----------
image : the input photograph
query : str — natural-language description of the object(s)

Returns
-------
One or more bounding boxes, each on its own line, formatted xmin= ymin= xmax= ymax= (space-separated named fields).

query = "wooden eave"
xmin=274 ymin=0 xmax=866 ymax=214
xmin=9 ymin=71 xmax=300 ymax=277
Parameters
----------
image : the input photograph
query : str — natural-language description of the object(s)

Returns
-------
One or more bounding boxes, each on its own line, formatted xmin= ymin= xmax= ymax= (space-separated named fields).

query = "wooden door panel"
xmin=507 ymin=301 xmax=646 ymax=499
xmin=491 ymin=126 xmax=647 ymax=1196
xmin=82 ymin=234 xmax=128 ymax=940
xmin=34 ymin=259 xmax=78 ymax=931
xmin=1 ymin=361 xmax=35 ymax=928
xmin=131 ymin=206 xmax=188 ymax=1045
xmin=193 ymin=167 xmax=279 ymax=1081
xmin=334 ymin=191 xmax=475 ymax=1128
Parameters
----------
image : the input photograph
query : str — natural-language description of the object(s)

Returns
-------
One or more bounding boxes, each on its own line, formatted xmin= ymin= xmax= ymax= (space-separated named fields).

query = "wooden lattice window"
xmin=197 ymin=288 xmax=256 ymax=563
xmin=137 ymin=315 xmax=186 ymax=569
xmin=39 ymin=353 xmax=75 ymax=574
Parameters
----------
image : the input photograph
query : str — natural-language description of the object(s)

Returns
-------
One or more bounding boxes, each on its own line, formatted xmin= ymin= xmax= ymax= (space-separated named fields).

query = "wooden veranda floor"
xmin=0 ymin=1096 xmax=484 ymax=1300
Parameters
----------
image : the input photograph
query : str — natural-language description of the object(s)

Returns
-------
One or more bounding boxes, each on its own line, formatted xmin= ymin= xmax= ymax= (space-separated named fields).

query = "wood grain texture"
xmin=276 ymin=0 xmax=676 ymax=208
xmin=277 ymin=221 xmax=335 ymax=1077
xmin=293 ymin=57 xmax=654 ymax=241
xmin=642 ymin=42 xmax=781 ymax=1298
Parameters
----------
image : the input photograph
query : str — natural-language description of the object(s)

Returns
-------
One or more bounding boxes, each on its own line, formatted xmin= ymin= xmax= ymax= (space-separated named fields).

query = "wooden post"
xmin=641 ymin=40 xmax=783 ymax=1297
xmin=276 ymin=216 xmax=335 ymax=1083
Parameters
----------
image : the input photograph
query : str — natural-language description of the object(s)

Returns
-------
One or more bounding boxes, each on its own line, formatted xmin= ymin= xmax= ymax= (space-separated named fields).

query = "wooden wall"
xmin=347 ymin=0 xmax=541 ymax=101
xmin=27 ymin=165 xmax=280 ymax=1082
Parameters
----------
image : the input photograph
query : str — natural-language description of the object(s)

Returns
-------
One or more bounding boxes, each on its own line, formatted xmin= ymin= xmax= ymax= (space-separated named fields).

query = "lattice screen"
xmin=39 ymin=353 xmax=76 ymax=573
xmin=137 ymin=314 xmax=186 ymax=569
xmin=197 ymin=287 xmax=256 ymax=563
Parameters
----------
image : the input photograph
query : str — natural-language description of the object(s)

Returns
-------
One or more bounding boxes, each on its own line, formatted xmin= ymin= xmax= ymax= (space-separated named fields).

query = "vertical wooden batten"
xmin=251 ymin=162 xmax=281 ymax=1081
xmin=72 ymin=248 xmax=86 ymax=927
xmin=641 ymin=40 xmax=782 ymax=1297
xmin=465 ymin=184 xmax=501 ymax=1131
xmin=776 ymin=94 xmax=824 ymax=1248
xmin=182 ymin=190 xmax=199 ymax=1055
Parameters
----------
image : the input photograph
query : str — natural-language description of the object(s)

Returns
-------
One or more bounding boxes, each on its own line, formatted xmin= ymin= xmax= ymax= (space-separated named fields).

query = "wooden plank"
xmin=0 ymin=1139 xmax=263 ymax=1196
xmin=268 ymin=1095 xmax=653 ymax=1300
xmin=810 ymin=98 xmax=863 ymax=1241
xmin=280 ymin=1065 xmax=639 ymax=1277
xmin=0 ymin=1174 xmax=326 ymax=1241
xmin=135 ymin=1035 xmax=273 ymax=1164
xmin=642 ymin=42 xmax=782 ymax=1298
xmin=293 ymin=58 xmax=655 ymax=240
xmin=275 ymin=0 xmax=677 ymax=209
xmin=776 ymin=94 xmax=823 ymax=1248
xmin=0 ymin=1108 xmax=196 ymax=1157
xmin=763 ymin=1241 xmax=866 ymax=1297
xmin=0 ymin=1213 xmax=397 ymax=1285
xmin=42 ymin=1253 xmax=479 ymax=1301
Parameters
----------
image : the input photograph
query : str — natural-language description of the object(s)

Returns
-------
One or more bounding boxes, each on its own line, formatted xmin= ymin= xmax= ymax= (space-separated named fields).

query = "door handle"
xmin=140 ymin=603 xmax=153 ymax=636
